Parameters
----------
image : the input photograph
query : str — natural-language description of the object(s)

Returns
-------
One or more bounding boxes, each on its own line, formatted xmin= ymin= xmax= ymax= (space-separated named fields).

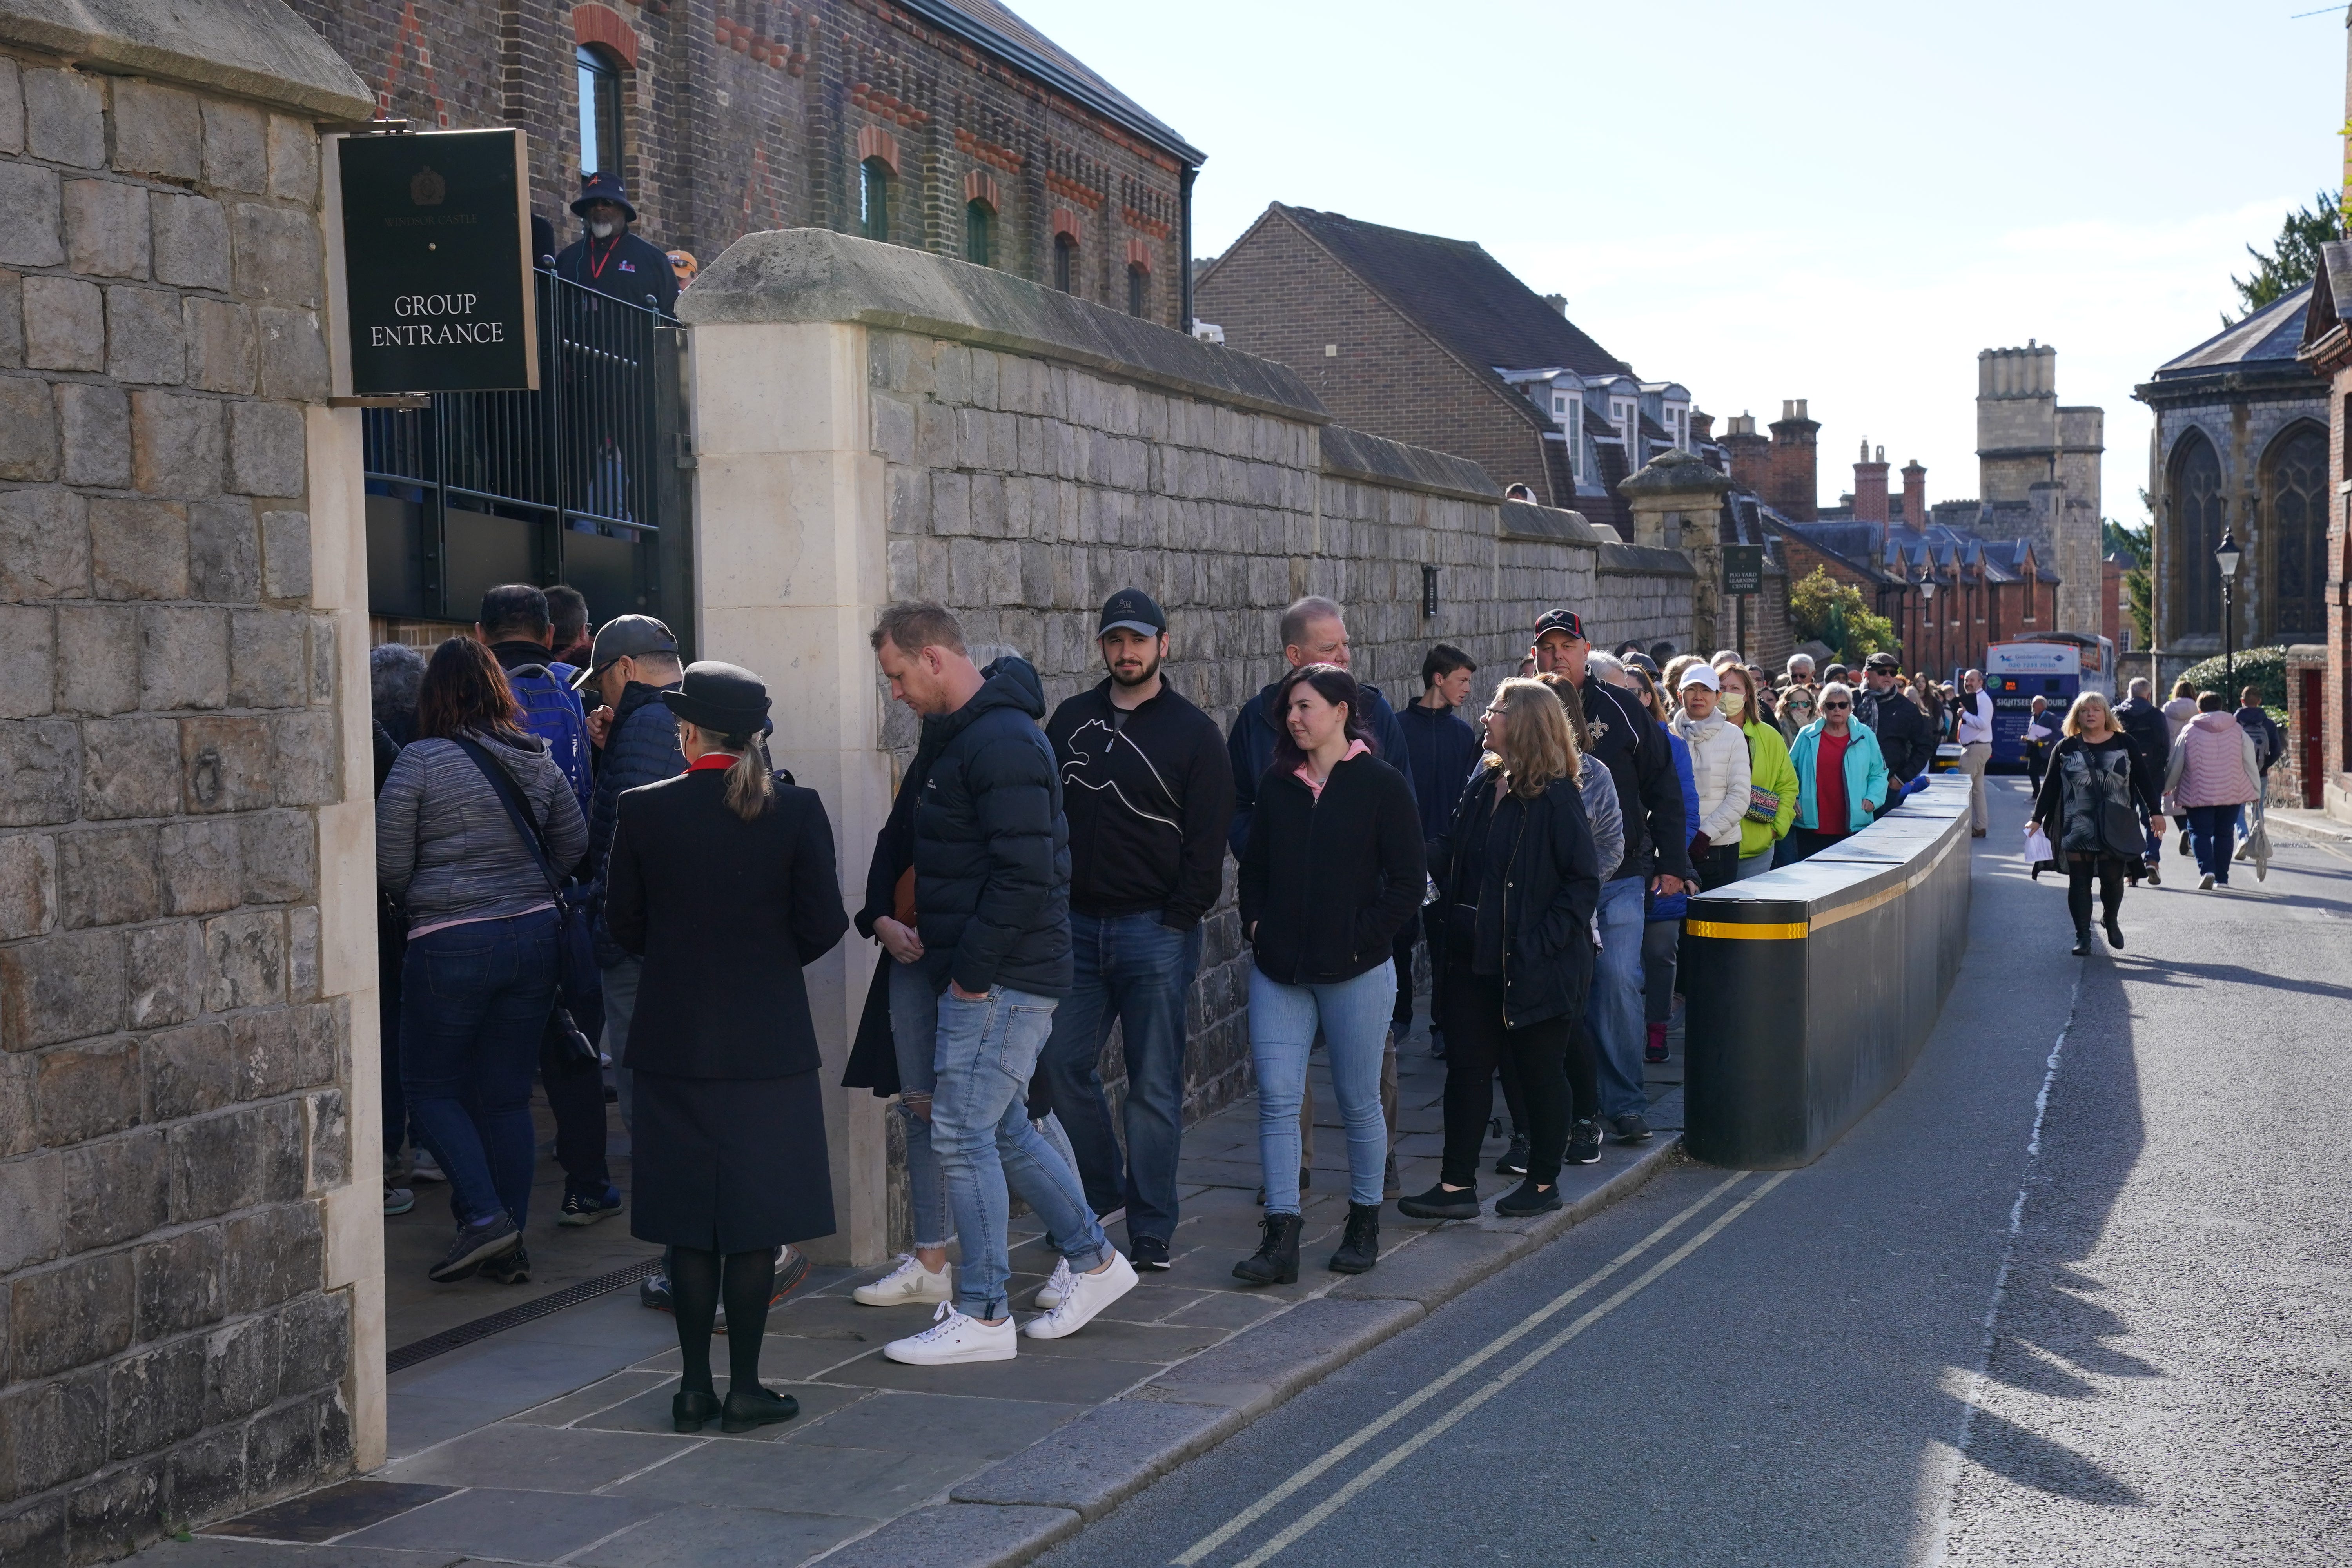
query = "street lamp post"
xmin=2215 ymin=530 xmax=2241 ymax=688
xmin=1920 ymin=568 xmax=1939 ymax=683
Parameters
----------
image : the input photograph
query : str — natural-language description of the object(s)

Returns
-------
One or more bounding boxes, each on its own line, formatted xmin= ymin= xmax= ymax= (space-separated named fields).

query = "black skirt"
xmin=629 ymin=1068 xmax=836 ymax=1252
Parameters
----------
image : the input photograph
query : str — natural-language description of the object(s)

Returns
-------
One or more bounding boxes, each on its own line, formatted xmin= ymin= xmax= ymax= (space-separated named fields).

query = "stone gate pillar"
xmin=1620 ymin=450 xmax=1734 ymax=653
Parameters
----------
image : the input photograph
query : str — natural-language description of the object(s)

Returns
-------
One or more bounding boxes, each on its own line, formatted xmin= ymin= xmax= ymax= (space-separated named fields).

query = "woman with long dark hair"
xmin=1402 ymin=679 xmax=1603 ymax=1218
xmin=1233 ymin=665 xmax=1424 ymax=1283
xmin=377 ymin=639 xmax=586 ymax=1283
xmin=604 ymin=662 xmax=849 ymax=1432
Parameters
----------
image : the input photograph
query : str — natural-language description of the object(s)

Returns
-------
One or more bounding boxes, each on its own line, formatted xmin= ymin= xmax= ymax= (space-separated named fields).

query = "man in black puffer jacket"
xmin=868 ymin=603 xmax=1132 ymax=1366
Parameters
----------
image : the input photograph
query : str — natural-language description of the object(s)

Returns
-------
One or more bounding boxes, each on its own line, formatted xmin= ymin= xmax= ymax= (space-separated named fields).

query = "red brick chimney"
xmin=1720 ymin=412 xmax=1772 ymax=493
xmin=1854 ymin=441 xmax=1890 ymax=526
xmin=1766 ymin=398 xmax=1819 ymax=522
xmin=1901 ymin=458 xmax=1927 ymax=534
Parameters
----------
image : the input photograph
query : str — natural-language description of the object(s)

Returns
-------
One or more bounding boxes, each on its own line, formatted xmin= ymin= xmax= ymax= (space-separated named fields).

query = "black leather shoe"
xmin=2103 ymin=918 xmax=2125 ymax=950
xmin=1232 ymin=1212 xmax=1301 ymax=1286
xmin=1328 ymin=1202 xmax=1381 ymax=1274
xmin=672 ymin=1389 xmax=720 ymax=1433
xmin=2071 ymin=927 xmax=2092 ymax=956
xmin=1397 ymin=1182 xmax=1479 ymax=1220
xmin=720 ymin=1386 xmax=800 ymax=1433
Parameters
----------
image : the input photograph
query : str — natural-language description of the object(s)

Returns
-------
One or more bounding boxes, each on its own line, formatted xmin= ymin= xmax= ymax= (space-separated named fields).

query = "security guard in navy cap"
xmin=554 ymin=172 xmax=681 ymax=316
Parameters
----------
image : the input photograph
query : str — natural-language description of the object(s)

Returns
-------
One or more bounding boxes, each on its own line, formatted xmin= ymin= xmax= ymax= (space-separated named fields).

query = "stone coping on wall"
xmin=1599 ymin=541 xmax=1697 ymax=577
xmin=0 ymin=0 xmax=372 ymax=117
xmin=1320 ymin=423 xmax=1500 ymax=503
xmin=683 ymin=228 xmax=1327 ymax=423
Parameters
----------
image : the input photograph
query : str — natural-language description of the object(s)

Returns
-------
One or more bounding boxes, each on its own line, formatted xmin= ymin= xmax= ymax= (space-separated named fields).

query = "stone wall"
xmin=0 ymin=6 xmax=376 ymax=1563
xmin=680 ymin=230 xmax=1695 ymax=1256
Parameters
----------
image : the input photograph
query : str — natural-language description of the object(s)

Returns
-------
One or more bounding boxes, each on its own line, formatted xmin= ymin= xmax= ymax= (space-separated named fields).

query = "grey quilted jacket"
xmin=377 ymin=728 xmax=588 ymax=929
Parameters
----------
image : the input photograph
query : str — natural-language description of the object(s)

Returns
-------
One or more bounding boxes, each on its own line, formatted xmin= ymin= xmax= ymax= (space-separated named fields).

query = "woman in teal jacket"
xmin=1784 ymin=682 xmax=1889 ymax=862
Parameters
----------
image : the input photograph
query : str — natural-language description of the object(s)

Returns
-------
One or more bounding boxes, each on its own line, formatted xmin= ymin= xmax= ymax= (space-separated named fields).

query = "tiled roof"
xmin=1273 ymin=206 xmax=1632 ymax=379
xmin=905 ymin=0 xmax=1203 ymax=163
xmin=2153 ymin=284 xmax=2314 ymax=379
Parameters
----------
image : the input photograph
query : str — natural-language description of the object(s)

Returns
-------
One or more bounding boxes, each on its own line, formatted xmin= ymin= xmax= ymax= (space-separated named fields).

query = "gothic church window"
xmin=577 ymin=46 xmax=623 ymax=176
xmin=2172 ymin=432 xmax=2223 ymax=638
xmin=2267 ymin=424 xmax=2327 ymax=635
xmin=1054 ymin=232 xmax=1078 ymax=294
xmin=1127 ymin=261 xmax=1147 ymax=316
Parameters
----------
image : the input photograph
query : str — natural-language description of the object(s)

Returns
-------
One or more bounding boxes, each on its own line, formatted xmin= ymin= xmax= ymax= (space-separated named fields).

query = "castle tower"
xmin=1976 ymin=342 xmax=2103 ymax=639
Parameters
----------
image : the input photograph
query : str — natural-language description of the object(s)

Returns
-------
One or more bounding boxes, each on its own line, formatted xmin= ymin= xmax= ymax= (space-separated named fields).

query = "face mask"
xmin=590 ymin=221 xmax=617 ymax=239
xmin=1719 ymin=692 xmax=1745 ymax=719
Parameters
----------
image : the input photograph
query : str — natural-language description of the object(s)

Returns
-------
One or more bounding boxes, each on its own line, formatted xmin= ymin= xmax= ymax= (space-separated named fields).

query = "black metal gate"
xmin=364 ymin=270 xmax=693 ymax=652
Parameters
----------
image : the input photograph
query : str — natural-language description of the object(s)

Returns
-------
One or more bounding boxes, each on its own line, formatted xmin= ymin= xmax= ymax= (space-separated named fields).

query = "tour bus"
xmin=1983 ymin=635 xmax=2113 ymax=769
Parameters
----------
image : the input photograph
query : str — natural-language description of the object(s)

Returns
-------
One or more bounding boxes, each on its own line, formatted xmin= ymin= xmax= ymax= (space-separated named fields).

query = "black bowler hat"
xmin=660 ymin=661 xmax=769 ymax=735
xmin=1532 ymin=608 xmax=1587 ymax=642
xmin=1098 ymin=589 xmax=1166 ymax=639
xmin=571 ymin=171 xmax=637 ymax=222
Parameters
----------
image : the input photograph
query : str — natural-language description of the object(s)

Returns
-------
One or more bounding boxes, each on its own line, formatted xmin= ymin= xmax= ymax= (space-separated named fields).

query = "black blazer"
xmin=1237 ymin=751 xmax=1425 ymax=986
xmin=605 ymin=768 xmax=850 ymax=1079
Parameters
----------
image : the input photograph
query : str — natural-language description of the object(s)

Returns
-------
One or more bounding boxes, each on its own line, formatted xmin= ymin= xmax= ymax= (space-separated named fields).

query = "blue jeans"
xmin=927 ymin=984 xmax=1112 ymax=1320
xmin=401 ymin=909 xmax=560 ymax=1229
xmin=1249 ymin=960 xmax=1394 ymax=1212
xmin=887 ymin=953 xmax=956 ymax=1250
xmin=2187 ymin=804 xmax=2241 ymax=882
xmin=1038 ymin=911 xmax=1203 ymax=1243
xmin=1588 ymin=877 xmax=1648 ymax=1119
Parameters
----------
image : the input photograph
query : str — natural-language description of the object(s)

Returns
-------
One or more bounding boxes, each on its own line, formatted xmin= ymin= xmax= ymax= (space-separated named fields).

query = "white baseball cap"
xmin=1677 ymin=664 xmax=1721 ymax=691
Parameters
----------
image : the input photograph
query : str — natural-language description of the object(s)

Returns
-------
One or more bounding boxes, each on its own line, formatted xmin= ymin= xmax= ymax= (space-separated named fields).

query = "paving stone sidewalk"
xmin=146 ymin=1025 xmax=1686 ymax=1568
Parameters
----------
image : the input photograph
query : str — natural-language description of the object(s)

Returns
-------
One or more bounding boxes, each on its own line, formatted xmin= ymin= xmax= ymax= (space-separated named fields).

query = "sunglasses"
xmin=1821 ymin=701 xmax=1851 ymax=711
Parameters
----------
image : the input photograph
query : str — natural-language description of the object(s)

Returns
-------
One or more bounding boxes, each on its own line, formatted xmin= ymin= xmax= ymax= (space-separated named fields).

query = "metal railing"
xmin=362 ymin=269 xmax=691 ymax=644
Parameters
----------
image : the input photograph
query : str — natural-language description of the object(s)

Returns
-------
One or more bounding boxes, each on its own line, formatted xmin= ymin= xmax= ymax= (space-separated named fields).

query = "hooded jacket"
xmin=1669 ymin=708 xmax=1752 ymax=851
xmin=913 ymin=656 xmax=1073 ymax=998
xmin=1737 ymin=719 xmax=1800 ymax=861
xmin=2112 ymin=696 xmax=2171 ymax=775
xmin=377 ymin=728 xmax=587 ymax=929
xmin=2164 ymin=710 xmax=2261 ymax=809
xmin=1226 ymin=677 xmax=1414 ymax=858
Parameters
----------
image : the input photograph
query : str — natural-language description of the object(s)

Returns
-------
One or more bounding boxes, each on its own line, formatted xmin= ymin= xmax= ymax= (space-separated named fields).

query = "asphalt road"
xmin=1039 ymin=779 xmax=2352 ymax=1567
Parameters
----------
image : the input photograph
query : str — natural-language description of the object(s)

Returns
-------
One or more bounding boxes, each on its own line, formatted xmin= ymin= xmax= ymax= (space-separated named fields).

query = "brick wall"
xmin=0 ymin=44 xmax=367 ymax=1566
xmin=285 ymin=0 xmax=1194 ymax=329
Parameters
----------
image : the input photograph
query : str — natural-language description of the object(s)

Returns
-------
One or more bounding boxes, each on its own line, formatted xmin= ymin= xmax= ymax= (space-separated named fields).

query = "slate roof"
xmin=1775 ymin=514 xmax=2058 ymax=587
xmin=904 ymin=0 xmax=1203 ymax=164
xmin=2302 ymin=240 xmax=2352 ymax=347
xmin=2152 ymin=284 xmax=2314 ymax=381
xmin=1271 ymin=206 xmax=1632 ymax=379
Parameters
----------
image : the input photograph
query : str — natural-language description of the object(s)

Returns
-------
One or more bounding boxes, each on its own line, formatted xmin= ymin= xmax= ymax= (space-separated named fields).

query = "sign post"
xmin=332 ymin=128 xmax=537 ymax=395
xmin=1723 ymin=543 xmax=1764 ymax=658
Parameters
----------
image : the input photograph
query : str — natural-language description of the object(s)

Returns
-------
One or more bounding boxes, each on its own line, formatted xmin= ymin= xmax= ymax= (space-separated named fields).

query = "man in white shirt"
xmin=1954 ymin=668 xmax=1995 ymax=837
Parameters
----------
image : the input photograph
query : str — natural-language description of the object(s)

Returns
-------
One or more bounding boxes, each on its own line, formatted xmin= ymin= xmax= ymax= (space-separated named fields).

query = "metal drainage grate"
xmin=385 ymin=1257 xmax=664 ymax=1374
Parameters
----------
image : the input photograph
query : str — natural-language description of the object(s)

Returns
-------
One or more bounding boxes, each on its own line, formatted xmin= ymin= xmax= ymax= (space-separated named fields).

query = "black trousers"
xmin=1693 ymin=842 xmax=1741 ymax=891
xmin=2066 ymin=855 xmax=2127 ymax=932
xmin=1392 ymin=923 xmax=1420 ymax=1030
xmin=1439 ymin=972 xmax=1591 ymax=1188
xmin=539 ymin=1012 xmax=611 ymax=1196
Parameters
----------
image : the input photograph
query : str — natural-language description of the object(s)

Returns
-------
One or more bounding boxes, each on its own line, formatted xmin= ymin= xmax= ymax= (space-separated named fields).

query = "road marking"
xmin=1174 ymin=1170 xmax=1784 ymax=1568
xmin=1913 ymin=971 xmax=2081 ymax=1568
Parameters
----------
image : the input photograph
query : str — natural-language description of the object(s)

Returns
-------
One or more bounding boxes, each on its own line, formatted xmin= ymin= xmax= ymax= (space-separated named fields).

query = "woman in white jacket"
xmin=1670 ymin=664 xmax=1751 ymax=890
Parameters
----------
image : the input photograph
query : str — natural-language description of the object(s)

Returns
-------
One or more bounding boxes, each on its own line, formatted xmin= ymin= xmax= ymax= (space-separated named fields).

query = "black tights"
xmin=1440 ymin=973 xmax=1592 ymax=1188
xmin=669 ymin=1245 xmax=775 ymax=1395
xmin=2066 ymin=858 xmax=2125 ymax=933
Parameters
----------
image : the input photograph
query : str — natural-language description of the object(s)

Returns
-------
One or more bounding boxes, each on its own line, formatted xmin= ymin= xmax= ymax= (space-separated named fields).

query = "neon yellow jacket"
xmin=1739 ymin=718 xmax=1800 ymax=859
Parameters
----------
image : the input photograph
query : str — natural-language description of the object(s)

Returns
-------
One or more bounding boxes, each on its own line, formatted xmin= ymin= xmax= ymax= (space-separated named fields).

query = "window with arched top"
xmin=577 ymin=45 xmax=624 ymax=177
xmin=860 ymin=157 xmax=891 ymax=243
xmin=2171 ymin=431 xmax=2223 ymax=637
xmin=1053 ymin=232 xmax=1077 ymax=294
xmin=1126 ymin=262 xmax=1147 ymax=317
xmin=964 ymin=200 xmax=993 ymax=267
xmin=2266 ymin=424 xmax=2327 ymax=637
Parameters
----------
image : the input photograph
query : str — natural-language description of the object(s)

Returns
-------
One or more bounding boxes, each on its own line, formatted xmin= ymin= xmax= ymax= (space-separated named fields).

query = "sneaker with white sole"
xmin=853 ymin=1254 xmax=953 ymax=1307
xmin=884 ymin=1301 xmax=1017 ymax=1365
xmin=1022 ymin=1250 xmax=1137 ymax=1340
xmin=1032 ymin=1256 xmax=1074 ymax=1310
xmin=409 ymin=1151 xmax=447 ymax=1185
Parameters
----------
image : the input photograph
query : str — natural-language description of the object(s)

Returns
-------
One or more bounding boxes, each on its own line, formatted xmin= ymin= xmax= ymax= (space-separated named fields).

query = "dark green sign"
xmin=1723 ymin=544 xmax=1764 ymax=595
xmin=337 ymin=129 xmax=536 ymax=394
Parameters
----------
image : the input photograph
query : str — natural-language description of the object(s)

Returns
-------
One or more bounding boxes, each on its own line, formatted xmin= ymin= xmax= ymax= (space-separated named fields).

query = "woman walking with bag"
xmin=1233 ymin=665 xmax=1424 ymax=1284
xmin=2163 ymin=690 xmax=2261 ymax=891
xmin=2031 ymin=691 xmax=2163 ymax=953
xmin=377 ymin=640 xmax=587 ymax=1283
xmin=1400 ymin=680 xmax=1602 ymax=1219
xmin=604 ymin=662 xmax=850 ymax=1432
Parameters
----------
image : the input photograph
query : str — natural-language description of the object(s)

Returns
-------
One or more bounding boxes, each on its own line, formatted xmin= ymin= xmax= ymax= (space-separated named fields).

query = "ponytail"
xmin=721 ymin=730 xmax=773 ymax=821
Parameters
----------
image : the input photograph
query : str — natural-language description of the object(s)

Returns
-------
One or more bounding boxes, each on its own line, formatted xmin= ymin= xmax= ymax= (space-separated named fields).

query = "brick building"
xmin=1193 ymin=205 xmax=1714 ymax=535
xmin=289 ymin=0 xmax=1203 ymax=328
xmin=2297 ymin=240 xmax=2352 ymax=819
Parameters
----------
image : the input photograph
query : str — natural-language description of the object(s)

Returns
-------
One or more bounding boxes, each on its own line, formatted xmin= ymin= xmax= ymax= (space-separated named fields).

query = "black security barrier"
xmin=1680 ymin=776 xmax=1974 ymax=1169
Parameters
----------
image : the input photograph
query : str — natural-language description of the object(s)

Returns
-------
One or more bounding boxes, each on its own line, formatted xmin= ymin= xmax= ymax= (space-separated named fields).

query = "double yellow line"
xmin=1174 ymin=1169 xmax=1792 ymax=1568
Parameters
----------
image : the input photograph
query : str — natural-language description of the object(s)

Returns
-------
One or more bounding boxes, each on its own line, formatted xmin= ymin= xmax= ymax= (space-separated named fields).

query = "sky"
xmin=1012 ymin=0 xmax=2348 ymax=525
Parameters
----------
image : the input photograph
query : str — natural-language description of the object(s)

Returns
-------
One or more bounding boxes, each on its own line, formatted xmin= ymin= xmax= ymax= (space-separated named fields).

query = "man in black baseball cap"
xmin=1040 ymin=591 xmax=1233 ymax=1270
xmin=1855 ymin=650 xmax=1933 ymax=789
xmin=1526 ymin=606 xmax=1693 ymax=1148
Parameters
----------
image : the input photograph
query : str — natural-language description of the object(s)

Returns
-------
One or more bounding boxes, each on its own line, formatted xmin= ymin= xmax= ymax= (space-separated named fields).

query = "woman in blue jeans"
xmin=378 ymin=639 xmax=586 ymax=1283
xmin=1234 ymin=664 xmax=1426 ymax=1283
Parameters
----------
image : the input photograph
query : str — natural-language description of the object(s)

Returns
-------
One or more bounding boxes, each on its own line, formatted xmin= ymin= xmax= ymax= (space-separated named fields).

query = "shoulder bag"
xmin=453 ymin=738 xmax=604 ymax=1056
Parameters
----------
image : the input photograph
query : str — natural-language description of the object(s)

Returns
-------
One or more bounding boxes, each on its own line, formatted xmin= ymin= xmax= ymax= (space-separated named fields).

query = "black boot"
xmin=2071 ymin=926 xmax=2092 ymax=956
xmin=2103 ymin=916 xmax=2125 ymax=949
xmin=1232 ymin=1212 xmax=1301 ymax=1286
xmin=1328 ymin=1202 xmax=1381 ymax=1274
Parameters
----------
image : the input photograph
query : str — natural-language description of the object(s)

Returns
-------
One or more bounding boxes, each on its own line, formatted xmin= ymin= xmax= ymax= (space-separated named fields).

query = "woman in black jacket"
xmin=1233 ymin=664 xmax=1425 ymax=1285
xmin=2028 ymin=690 xmax=2165 ymax=955
xmin=1401 ymin=680 xmax=1602 ymax=1221
xmin=604 ymin=662 xmax=849 ymax=1434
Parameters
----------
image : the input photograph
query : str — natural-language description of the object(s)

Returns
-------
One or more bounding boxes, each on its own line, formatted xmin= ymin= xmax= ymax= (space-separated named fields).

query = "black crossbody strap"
xmin=452 ymin=737 xmax=564 ymax=898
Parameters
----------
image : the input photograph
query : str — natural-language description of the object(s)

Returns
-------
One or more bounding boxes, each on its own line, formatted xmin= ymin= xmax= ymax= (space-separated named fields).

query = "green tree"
xmin=2227 ymin=191 xmax=2343 ymax=325
xmin=2103 ymin=517 xmax=2152 ymax=649
xmin=1788 ymin=567 xmax=1898 ymax=666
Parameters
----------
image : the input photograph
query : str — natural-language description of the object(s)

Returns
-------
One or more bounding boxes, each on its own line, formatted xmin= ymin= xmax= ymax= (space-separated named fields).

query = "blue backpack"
xmin=503 ymin=659 xmax=593 ymax=821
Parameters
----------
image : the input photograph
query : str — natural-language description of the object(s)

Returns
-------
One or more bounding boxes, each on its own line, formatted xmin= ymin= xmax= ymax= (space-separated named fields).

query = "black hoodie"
xmin=1045 ymin=678 xmax=1233 ymax=929
xmin=912 ymin=656 xmax=1073 ymax=997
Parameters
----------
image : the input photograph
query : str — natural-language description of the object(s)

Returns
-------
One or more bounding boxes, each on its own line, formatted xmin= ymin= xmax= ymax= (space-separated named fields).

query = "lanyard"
xmin=586 ymin=235 xmax=619 ymax=281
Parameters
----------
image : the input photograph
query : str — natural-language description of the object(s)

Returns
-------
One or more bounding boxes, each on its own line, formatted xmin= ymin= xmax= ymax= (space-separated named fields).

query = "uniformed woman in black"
xmin=603 ymin=662 xmax=849 ymax=1432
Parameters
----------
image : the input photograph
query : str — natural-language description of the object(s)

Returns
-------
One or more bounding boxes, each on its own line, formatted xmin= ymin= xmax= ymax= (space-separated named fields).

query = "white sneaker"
xmin=1033 ymin=1256 xmax=1074 ymax=1310
xmin=410 ymin=1152 xmax=447 ymax=1185
xmin=884 ymin=1301 xmax=1017 ymax=1365
xmin=1023 ymin=1250 xmax=1137 ymax=1340
xmin=853 ymin=1254 xmax=953 ymax=1307
xmin=2199 ymin=873 xmax=2216 ymax=890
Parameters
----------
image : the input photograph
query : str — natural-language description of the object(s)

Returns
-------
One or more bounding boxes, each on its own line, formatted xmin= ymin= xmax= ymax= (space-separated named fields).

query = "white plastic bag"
xmin=2024 ymin=824 xmax=2053 ymax=864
